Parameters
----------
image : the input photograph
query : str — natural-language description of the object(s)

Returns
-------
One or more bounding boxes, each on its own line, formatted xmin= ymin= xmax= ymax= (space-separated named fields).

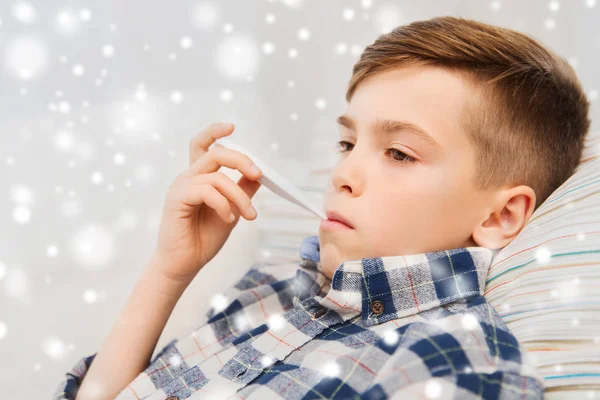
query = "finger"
xmin=189 ymin=122 xmax=235 ymax=167
xmin=237 ymin=175 xmax=262 ymax=201
xmin=194 ymin=172 xmax=258 ymax=220
xmin=180 ymin=183 xmax=236 ymax=224
xmin=189 ymin=145 xmax=263 ymax=182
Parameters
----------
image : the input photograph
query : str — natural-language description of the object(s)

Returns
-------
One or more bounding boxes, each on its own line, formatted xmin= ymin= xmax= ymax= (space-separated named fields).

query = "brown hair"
xmin=347 ymin=16 xmax=591 ymax=211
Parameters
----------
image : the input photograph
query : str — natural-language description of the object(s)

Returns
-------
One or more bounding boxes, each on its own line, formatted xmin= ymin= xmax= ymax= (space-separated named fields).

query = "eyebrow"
xmin=336 ymin=115 xmax=442 ymax=150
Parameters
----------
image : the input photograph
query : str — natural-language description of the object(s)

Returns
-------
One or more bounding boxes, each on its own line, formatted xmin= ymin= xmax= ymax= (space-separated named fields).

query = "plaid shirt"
xmin=54 ymin=236 xmax=544 ymax=399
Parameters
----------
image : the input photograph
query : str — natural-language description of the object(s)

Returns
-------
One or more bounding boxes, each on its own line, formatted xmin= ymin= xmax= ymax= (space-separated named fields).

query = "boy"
xmin=54 ymin=16 xmax=590 ymax=399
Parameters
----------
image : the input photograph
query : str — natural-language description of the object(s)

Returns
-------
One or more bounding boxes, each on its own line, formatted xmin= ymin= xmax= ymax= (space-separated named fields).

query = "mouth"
xmin=323 ymin=211 xmax=354 ymax=229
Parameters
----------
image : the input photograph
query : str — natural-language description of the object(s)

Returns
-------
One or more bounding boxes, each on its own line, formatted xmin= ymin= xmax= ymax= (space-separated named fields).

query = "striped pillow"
xmin=484 ymin=138 xmax=600 ymax=398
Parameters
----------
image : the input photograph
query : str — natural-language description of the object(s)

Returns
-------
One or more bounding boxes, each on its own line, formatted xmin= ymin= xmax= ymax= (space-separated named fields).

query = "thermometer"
xmin=213 ymin=136 xmax=327 ymax=220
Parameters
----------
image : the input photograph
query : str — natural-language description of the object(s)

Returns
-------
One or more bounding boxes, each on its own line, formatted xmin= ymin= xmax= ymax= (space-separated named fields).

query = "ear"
xmin=471 ymin=185 xmax=537 ymax=250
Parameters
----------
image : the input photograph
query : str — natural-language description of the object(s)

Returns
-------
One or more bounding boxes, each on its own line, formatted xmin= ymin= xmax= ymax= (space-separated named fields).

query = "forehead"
xmin=347 ymin=66 xmax=473 ymax=151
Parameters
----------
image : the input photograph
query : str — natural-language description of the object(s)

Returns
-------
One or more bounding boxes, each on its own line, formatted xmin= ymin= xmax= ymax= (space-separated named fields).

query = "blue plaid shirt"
xmin=54 ymin=236 xmax=544 ymax=399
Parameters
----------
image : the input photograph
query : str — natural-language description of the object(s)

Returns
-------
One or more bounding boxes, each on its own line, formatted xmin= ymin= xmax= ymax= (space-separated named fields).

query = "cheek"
xmin=416 ymin=164 xmax=465 ymax=203
xmin=369 ymin=171 xmax=453 ymax=225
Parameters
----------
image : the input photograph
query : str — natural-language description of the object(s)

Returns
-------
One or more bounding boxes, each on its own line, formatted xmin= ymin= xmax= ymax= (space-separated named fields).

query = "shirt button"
xmin=313 ymin=308 xmax=328 ymax=319
xmin=370 ymin=300 xmax=385 ymax=315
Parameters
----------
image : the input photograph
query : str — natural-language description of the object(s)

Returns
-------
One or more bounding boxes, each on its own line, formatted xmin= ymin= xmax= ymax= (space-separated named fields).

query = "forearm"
xmin=75 ymin=254 xmax=194 ymax=400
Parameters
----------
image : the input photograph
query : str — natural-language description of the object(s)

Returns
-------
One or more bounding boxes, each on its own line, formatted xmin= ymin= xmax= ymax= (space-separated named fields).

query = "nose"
xmin=330 ymin=149 xmax=363 ymax=196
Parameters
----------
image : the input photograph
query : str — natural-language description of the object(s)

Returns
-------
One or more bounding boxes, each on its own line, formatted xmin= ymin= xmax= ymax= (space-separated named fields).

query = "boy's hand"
xmin=151 ymin=122 xmax=262 ymax=283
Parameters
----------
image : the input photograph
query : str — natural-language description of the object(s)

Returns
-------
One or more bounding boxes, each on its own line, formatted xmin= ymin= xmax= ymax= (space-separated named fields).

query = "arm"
xmin=73 ymin=253 xmax=194 ymax=400
xmin=55 ymin=122 xmax=263 ymax=399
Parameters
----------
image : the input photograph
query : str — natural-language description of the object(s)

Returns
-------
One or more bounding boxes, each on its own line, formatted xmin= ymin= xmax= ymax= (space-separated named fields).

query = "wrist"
xmin=141 ymin=255 xmax=195 ymax=299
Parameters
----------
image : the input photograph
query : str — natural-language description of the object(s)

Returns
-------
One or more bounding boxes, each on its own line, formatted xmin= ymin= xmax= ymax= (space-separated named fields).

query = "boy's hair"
xmin=347 ymin=16 xmax=591 ymax=212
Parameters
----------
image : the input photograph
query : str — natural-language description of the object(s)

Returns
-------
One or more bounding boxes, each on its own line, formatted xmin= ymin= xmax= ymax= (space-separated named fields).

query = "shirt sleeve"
xmin=52 ymin=353 xmax=96 ymax=400
xmin=52 ymin=260 xmax=269 ymax=399
xmin=363 ymin=370 xmax=545 ymax=399
xmin=52 ymin=338 xmax=178 ymax=400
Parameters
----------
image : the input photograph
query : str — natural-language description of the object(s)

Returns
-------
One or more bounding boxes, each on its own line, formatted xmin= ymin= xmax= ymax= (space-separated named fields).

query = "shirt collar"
xmin=297 ymin=235 xmax=496 ymax=326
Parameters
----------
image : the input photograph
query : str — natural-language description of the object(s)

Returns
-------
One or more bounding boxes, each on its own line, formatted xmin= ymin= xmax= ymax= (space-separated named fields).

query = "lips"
xmin=325 ymin=211 xmax=354 ymax=229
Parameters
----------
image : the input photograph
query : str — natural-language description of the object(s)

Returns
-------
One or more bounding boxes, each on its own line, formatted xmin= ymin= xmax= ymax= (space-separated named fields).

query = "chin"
xmin=320 ymin=253 xmax=344 ymax=279
xmin=318 ymin=251 xmax=340 ymax=279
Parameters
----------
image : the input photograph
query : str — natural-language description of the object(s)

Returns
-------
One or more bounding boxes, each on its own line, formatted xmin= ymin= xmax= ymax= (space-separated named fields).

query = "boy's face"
xmin=319 ymin=65 xmax=491 ymax=279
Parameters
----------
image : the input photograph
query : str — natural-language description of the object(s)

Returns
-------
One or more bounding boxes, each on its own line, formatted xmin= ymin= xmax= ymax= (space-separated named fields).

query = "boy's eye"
xmin=337 ymin=140 xmax=353 ymax=152
xmin=336 ymin=140 xmax=417 ymax=165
